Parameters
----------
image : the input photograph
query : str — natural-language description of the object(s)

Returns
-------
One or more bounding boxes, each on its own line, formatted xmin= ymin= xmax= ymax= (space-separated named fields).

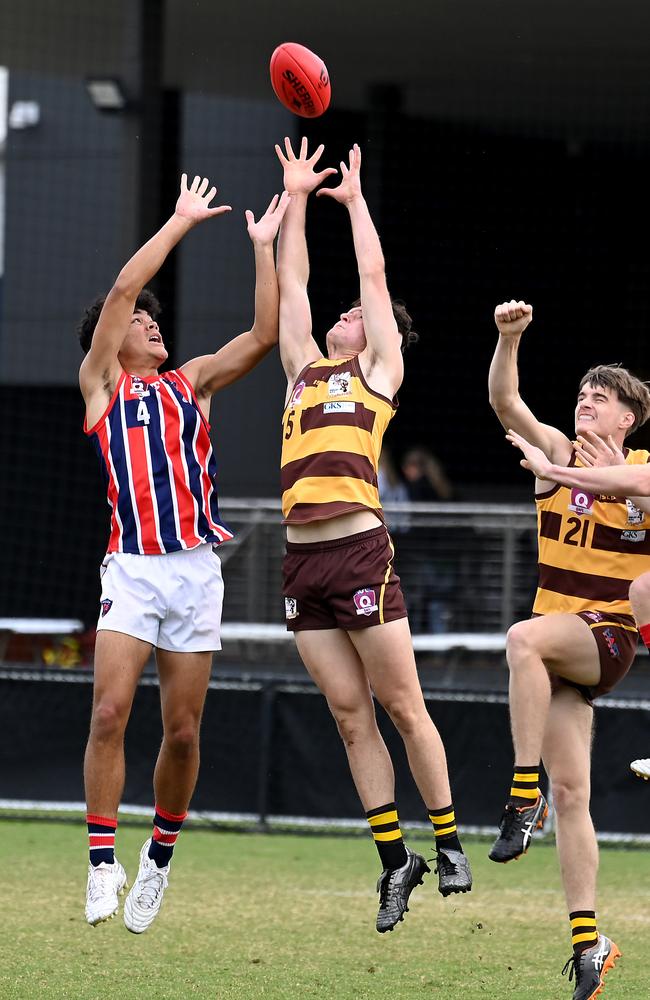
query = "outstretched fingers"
xmin=266 ymin=193 xmax=280 ymax=213
xmin=244 ymin=190 xmax=292 ymax=232
xmin=275 ymin=189 xmax=292 ymax=216
xmin=306 ymin=142 xmax=325 ymax=165
xmin=505 ymin=429 xmax=530 ymax=452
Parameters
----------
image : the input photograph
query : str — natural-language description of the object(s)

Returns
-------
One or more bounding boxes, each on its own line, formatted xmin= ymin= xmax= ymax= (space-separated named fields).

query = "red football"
xmin=270 ymin=42 xmax=331 ymax=118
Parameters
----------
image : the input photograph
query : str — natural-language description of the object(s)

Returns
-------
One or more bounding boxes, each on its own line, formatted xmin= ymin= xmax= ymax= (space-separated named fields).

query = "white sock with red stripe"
xmin=147 ymin=804 xmax=187 ymax=868
xmin=87 ymin=813 xmax=117 ymax=866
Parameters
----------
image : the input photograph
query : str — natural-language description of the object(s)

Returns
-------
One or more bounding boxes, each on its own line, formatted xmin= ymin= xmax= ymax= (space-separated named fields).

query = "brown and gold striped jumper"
xmin=281 ymin=356 xmax=397 ymax=524
xmin=534 ymin=448 xmax=650 ymax=623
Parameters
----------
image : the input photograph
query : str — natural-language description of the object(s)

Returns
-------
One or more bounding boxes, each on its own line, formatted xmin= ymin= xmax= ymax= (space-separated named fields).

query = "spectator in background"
xmin=401 ymin=446 xmax=454 ymax=501
xmin=398 ymin=447 xmax=456 ymax=633
xmin=378 ymin=445 xmax=410 ymax=534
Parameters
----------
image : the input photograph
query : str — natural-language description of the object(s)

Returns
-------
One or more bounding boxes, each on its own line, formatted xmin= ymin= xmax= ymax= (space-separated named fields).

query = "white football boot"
xmin=85 ymin=859 xmax=127 ymax=925
xmin=630 ymin=757 xmax=650 ymax=780
xmin=123 ymin=839 xmax=170 ymax=933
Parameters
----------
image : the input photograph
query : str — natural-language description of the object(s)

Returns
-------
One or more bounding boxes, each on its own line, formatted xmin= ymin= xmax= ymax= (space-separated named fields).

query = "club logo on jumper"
xmin=291 ymin=381 xmax=306 ymax=406
xmin=130 ymin=377 xmax=150 ymax=399
xmin=323 ymin=401 xmax=356 ymax=414
xmin=583 ymin=611 xmax=604 ymax=623
xmin=353 ymin=588 xmax=378 ymax=616
xmin=100 ymin=598 xmax=113 ymax=617
xmin=626 ymin=499 xmax=645 ymax=526
xmin=328 ymin=372 xmax=352 ymax=397
xmin=603 ymin=628 xmax=620 ymax=658
xmin=568 ymin=489 xmax=595 ymax=515
xmin=284 ymin=597 xmax=298 ymax=620
xmin=621 ymin=529 xmax=646 ymax=543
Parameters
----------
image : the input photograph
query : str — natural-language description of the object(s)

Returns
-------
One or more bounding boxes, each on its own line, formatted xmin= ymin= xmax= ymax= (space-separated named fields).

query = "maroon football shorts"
xmin=282 ymin=525 xmax=408 ymax=632
xmin=546 ymin=610 xmax=638 ymax=704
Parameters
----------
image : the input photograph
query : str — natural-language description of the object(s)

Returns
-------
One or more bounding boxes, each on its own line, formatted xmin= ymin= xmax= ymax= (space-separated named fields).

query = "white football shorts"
xmin=96 ymin=544 xmax=224 ymax=652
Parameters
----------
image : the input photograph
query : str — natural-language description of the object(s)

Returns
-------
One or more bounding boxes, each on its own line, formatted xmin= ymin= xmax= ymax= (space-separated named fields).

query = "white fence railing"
xmin=218 ymin=499 xmax=539 ymax=634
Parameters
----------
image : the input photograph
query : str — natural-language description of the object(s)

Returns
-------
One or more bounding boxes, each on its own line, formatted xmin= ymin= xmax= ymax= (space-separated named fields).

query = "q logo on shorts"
xmin=353 ymin=588 xmax=378 ymax=616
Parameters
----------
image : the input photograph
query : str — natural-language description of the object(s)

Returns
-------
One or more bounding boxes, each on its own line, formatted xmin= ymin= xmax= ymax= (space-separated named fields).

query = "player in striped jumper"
xmin=275 ymin=137 xmax=472 ymax=934
xmin=488 ymin=300 xmax=650 ymax=999
xmin=504 ymin=430 xmax=650 ymax=787
xmin=79 ymin=173 xmax=290 ymax=930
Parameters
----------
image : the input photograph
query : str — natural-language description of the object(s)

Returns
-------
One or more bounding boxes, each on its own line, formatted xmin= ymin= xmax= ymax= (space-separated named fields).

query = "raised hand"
xmin=506 ymin=428 xmax=553 ymax=479
xmin=494 ymin=300 xmax=533 ymax=338
xmin=316 ymin=143 xmax=362 ymax=205
xmin=574 ymin=430 xmax=626 ymax=468
xmin=175 ymin=173 xmax=232 ymax=225
xmin=275 ymin=137 xmax=337 ymax=195
xmin=245 ymin=191 xmax=292 ymax=245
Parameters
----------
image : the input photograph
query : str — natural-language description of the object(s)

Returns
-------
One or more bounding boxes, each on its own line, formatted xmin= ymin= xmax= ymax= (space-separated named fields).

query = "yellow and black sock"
xmin=366 ymin=802 xmax=408 ymax=871
xmin=509 ymin=765 xmax=540 ymax=807
xmin=570 ymin=910 xmax=598 ymax=955
xmin=428 ymin=804 xmax=462 ymax=853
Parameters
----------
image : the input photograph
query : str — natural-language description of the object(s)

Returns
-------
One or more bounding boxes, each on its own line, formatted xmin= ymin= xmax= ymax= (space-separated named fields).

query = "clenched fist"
xmin=494 ymin=300 xmax=533 ymax=338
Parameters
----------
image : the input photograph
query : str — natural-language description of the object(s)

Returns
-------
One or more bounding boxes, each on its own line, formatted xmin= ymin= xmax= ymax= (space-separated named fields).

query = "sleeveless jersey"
xmin=534 ymin=448 xmax=650 ymax=618
xmin=85 ymin=369 xmax=233 ymax=555
xmin=281 ymin=355 xmax=397 ymax=524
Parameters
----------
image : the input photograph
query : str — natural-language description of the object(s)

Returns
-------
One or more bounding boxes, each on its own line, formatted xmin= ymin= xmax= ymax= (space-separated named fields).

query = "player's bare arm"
xmin=181 ymin=191 xmax=291 ymax=412
xmin=489 ymin=300 xmax=572 ymax=464
xmin=507 ymin=428 xmax=650 ymax=495
xmin=80 ymin=174 xmax=231 ymax=424
xmin=275 ymin=137 xmax=337 ymax=388
xmin=317 ymin=143 xmax=403 ymax=398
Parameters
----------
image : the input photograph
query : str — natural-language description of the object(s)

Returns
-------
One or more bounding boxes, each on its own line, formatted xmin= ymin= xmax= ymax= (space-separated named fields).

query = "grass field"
xmin=2 ymin=820 xmax=649 ymax=1000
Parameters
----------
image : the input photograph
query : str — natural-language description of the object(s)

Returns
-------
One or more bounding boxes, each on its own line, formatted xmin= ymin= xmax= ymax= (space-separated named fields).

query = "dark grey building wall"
xmin=0 ymin=72 xmax=294 ymax=492
xmin=1 ymin=71 xmax=123 ymax=384
xmin=177 ymin=93 xmax=293 ymax=494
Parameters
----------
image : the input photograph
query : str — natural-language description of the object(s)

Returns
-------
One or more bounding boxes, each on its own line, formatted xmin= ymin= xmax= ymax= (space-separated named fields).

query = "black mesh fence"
xmin=1 ymin=671 xmax=649 ymax=838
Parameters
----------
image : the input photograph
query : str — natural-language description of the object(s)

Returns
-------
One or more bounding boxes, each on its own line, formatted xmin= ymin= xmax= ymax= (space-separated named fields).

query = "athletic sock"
xmin=428 ymin=804 xmax=462 ymax=853
xmin=147 ymin=805 xmax=188 ymax=868
xmin=570 ymin=910 xmax=598 ymax=955
xmin=366 ymin=802 xmax=408 ymax=871
xmin=87 ymin=813 xmax=117 ymax=866
xmin=639 ymin=623 xmax=650 ymax=649
xmin=509 ymin=765 xmax=540 ymax=807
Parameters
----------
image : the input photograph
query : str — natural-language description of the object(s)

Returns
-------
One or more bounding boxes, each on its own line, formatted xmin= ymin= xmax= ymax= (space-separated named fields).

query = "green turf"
xmin=2 ymin=821 xmax=648 ymax=1000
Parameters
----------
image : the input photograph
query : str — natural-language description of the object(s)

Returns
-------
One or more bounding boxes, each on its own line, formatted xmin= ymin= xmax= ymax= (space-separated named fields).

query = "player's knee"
xmin=382 ymin=696 xmax=422 ymax=737
xmin=506 ymin=620 xmax=538 ymax=666
xmin=90 ymin=699 xmax=129 ymax=741
xmin=551 ymin=777 xmax=590 ymax=816
xmin=163 ymin=721 xmax=199 ymax=757
xmin=629 ymin=573 xmax=650 ymax=616
xmin=330 ymin=704 xmax=374 ymax=746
